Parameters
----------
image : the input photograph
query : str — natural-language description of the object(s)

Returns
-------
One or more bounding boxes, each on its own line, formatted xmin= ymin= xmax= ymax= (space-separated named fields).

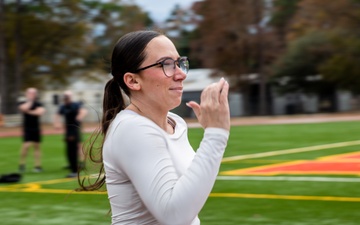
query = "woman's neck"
xmin=127 ymin=100 xmax=174 ymax=134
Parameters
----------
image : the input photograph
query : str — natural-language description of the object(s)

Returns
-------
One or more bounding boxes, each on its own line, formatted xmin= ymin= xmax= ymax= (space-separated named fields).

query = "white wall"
xmin=229 ymin=93 xmax=244 ymax=117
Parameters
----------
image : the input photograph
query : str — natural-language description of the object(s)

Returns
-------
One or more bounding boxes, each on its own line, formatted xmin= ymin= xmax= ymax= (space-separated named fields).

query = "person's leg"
xmin=62 ymin=137 xmax=70 ymax=170
xmin=33 ymin=142 xmax=42 ymax=172
xmin=32 ymin=130 xmax=43 ymax=172
xmin=65 ymin=135 xmax=71 ymax=169
xmin=19 ymin=142 xmax=31 ymax=172
xmin=66 ymin=137 xmax=78 ymax=177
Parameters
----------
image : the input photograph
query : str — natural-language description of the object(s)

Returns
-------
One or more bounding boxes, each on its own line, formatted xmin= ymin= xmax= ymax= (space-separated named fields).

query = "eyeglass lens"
xmin=163 ymin=58 xmax=189 ymax=77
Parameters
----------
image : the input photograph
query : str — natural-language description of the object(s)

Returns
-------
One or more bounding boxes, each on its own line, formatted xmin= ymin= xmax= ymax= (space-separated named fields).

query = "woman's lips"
xmin=169 ymin=87 xmax=183 ymax=93
xmin=170 ymin=87 xmax=183 ymax=90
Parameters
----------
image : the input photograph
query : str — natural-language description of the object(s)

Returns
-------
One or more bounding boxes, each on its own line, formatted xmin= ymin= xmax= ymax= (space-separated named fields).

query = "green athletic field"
xmin=1 ymin=120 xmax=360 ymax=225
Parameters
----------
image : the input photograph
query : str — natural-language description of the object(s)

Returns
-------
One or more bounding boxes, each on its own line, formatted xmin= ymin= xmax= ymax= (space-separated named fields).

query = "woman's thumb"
xmin=186 ymin=101 xmax=201 ymax=119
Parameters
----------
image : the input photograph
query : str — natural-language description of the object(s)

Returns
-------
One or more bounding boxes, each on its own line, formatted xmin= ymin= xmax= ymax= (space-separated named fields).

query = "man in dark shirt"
xmin=54 ymin=90 xmax=87 ymax=178
xmin=18 ymin=88 xmax=46 ymax=173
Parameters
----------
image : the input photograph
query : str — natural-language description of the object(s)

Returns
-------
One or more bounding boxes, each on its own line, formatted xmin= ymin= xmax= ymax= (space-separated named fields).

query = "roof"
xmin=183 ymin=68 xmax=220 ymax=92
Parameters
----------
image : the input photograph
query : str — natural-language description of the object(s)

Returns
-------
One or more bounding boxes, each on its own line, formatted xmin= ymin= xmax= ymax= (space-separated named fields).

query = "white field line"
xmin=222 ymin=140 xmax=360 ymax=163
xmin=216 ymin=176 xmax=360 ymax=182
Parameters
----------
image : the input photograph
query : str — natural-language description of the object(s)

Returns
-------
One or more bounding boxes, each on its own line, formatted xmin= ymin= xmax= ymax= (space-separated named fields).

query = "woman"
xmin=78 ymin=30 xmax=230 ymax=225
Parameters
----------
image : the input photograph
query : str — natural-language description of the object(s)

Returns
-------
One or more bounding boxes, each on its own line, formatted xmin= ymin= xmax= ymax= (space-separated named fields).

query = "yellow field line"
xmin=210 ymin=193 xmax=360 ymax=202
xmin=1 ymin=185 xmax=359 ymax=202
xmin=222 ymin=140 xmax=360 ymax=162
xmin=0 ymin=187 xmax=106 ymax=195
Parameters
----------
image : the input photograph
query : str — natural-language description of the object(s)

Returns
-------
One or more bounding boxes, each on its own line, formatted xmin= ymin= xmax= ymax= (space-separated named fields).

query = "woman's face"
xmin=137 ymin=35 xmax=187 ymax=111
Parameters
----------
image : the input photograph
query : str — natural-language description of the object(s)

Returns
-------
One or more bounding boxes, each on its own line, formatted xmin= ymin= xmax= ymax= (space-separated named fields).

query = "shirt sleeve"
xmin=109 ymin=120 xmax=229 ymax=225
xmin=18 ymin=101 xmax=25 ymax=106
xmin=36 ymin=101 xmax=43 ymax=107
xmin=33 ymin=101 xmax=43 ymax=110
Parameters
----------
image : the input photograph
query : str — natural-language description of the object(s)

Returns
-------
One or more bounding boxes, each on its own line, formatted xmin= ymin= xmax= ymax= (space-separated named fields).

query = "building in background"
xmin=41 ymin=76 xmax=108 ymax=124
xmin=1 ymin=68 xmax=359 ymax=127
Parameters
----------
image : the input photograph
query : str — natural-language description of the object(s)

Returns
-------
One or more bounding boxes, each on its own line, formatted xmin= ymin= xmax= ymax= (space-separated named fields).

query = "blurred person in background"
xmin=54 ymin=90 xmax=87 ymax=178
xmin=77 ymin=30 xmax=230 ymax=225
xmin=18 ymin=87 xmax=46 ymax=173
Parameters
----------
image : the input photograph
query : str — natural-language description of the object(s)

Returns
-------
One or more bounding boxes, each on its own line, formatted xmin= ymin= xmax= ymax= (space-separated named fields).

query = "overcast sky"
xmin=132 ymin=0 xmax=199 ymax=23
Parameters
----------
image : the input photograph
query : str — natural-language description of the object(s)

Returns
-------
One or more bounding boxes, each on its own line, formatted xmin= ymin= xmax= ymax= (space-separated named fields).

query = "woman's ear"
xmin=124 ymin=72 xmax=141 ymax=91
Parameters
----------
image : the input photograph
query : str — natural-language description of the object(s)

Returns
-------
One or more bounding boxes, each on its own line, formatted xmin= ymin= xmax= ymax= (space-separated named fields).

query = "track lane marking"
xmin=222 ymin=140 xmax=360 ymax=162
xmin=216 ymin=175 xmax=360 ymax=182
xmin=1 ymin=184 xmax=359 ymax=202
xmin=209 ymin=193 xmax=360 ymax=202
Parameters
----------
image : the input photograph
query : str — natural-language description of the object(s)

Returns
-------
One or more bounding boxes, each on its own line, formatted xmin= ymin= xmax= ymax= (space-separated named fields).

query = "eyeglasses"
xmin=136 ymin=56 xmax=189 ymax=77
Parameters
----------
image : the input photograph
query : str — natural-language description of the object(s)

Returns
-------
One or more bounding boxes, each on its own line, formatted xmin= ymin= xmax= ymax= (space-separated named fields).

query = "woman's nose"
xmin=173 ymin=65 xmax=187 ymax=80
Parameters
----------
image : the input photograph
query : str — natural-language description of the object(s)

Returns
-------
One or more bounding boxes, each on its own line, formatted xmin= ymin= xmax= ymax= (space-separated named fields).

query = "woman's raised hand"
xmin=186 ymin=78 xmax=230 ymax=131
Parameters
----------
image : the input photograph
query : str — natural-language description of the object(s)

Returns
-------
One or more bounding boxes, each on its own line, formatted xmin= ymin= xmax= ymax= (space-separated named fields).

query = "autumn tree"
xmin=84 ymin=1 xmax=153 ymax=71
xmin=0 ymin=0 xmax=151 ymax=114
xmin=191 ymin=0 xmax=278 ymax=115
xmin=272 ymin=0 xmax=360 ymax=96
xmin=272 ymin=32 xmax=335 ymax=92
xmin=160 ymin=4 xmax=201 ymax=67
xmin=0 ymin=0 xmax=6 ymax=114
xmin=1 ymin=0 xmax=89 ymax=113
xmin=270 ymin=0 xmax=300 ymax=50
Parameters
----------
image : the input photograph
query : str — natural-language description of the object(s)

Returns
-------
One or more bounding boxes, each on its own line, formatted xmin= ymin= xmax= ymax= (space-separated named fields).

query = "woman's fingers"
xmin=217 ymin=77 xmax=226 ymax=94
xmin=201 ymin=78 xmax=226 ymax=105
xmin=220 ymin=80 xmax=229 ymax=104
xmin=220 ymin=80 xmax=230 ymax=130
xmin=187 ymin=78 xmax=230 ymax=130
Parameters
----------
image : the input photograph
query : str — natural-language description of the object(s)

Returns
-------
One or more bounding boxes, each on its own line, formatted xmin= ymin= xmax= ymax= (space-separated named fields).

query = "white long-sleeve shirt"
xmin=103 ymin=110 xmax=229 ymax=225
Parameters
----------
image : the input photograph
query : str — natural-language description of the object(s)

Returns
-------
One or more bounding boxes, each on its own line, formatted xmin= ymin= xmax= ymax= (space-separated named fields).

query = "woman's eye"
xmin=163 ymin=61 xmax=172 ymax=66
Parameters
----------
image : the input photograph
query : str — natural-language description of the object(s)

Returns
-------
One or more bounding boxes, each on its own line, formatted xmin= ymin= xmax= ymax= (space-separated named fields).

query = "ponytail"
xmin=102 ymin=78 xmax=126 ymax=136
xmin=77 ymin=78 xmax=127 ymax=192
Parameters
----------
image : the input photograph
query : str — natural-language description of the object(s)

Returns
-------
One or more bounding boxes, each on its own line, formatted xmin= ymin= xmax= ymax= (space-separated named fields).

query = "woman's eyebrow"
xmin=156 ymin=56 xmax=179 ymax=62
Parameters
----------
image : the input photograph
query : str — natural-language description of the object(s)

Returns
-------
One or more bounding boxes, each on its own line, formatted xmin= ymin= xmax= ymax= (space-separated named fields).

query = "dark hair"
xmin=104 ymin=30 xmax=162 ymax=133
xmin=77 ymin=30 xmax=162 ymax=191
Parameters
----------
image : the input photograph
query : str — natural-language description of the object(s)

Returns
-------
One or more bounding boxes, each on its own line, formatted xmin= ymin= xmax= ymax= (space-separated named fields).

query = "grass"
xmin=1 ymin=121 xmax=360 ymax=224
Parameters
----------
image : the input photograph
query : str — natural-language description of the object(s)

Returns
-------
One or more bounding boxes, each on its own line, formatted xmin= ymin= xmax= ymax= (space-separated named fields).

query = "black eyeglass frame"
xmin=135 ymin=56 xmax=189 ymax=77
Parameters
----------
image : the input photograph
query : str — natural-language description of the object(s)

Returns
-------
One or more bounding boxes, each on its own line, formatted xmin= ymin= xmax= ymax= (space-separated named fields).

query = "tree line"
xmin=189 ymin=0 xmax=360 ymax=115
xmin=0 ymin=0 xmax=152 ymax=114
xmin=1 ymin=0 xmax=360 ymax=115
